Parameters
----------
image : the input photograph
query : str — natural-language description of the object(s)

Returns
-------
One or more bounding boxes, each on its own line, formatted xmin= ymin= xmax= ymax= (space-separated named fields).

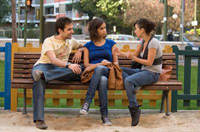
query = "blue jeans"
xmin=84 ymin=66 xmax=109 ymax=116
xmin=121 ymin=67 xmax=160 ymax=107
xmin=32 ymin=64 xmax=81 ymax=122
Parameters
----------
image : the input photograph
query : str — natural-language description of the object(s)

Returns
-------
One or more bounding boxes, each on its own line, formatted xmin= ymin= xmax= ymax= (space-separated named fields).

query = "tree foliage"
xmin=167 ymin=0 xmax=194 ymax=31
xmin=125 ymin=0 xmax=164 ymax=27
xmin=0 ymin=0 xmax=11 ymax=23
xmin=125 ymin=0 xmax=194 ymax=32
xmin=74 ymin=0 xmax=196 ymax=34
xmin=74 ymin=0 xmax=132 ymax=34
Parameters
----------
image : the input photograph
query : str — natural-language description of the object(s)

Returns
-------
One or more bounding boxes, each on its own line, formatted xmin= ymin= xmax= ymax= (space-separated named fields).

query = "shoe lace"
xmin=103 ymin=117 xmax=110 ymax=123
xmin=82 ymin=103 xmax=89 ymax=111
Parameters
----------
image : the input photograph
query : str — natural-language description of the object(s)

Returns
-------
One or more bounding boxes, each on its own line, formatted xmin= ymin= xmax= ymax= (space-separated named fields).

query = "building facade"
xmin=10 ymin=0 xmax=88 ymax=36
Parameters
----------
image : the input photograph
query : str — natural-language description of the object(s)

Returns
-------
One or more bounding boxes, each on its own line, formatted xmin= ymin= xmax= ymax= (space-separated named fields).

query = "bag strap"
xmin=142 ymin=35 xmax=154 ymax=59
xmin=141 ymin=35 xmax=162 ymax=65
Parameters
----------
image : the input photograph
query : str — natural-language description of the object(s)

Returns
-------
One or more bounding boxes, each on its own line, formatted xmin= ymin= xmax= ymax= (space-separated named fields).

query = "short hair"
xmin=88 ymin=17 xmax=105 ymax=41
xmin=55 ymin=17 xmax=73 ymax=35
xmin=134 ymin=18 xmax=155 ymax=35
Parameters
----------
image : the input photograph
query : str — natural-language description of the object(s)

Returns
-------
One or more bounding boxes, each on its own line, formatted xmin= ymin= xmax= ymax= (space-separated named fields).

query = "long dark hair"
xmin=134 ymin=18 xmax=155 ymax=35
xmin=88 ymin=17 xmax=105 ymax=41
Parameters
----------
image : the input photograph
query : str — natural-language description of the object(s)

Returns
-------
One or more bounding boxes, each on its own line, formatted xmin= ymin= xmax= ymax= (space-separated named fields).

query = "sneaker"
xmin=32 ymin=70 xmax=43 ymax=81
xmin=35 ymin=120 xmax=48 ymax=129
xmin=101 ymin=116 xmax=112 ymax=126
xmin=80 ymin=103 xmax=90 ymax=115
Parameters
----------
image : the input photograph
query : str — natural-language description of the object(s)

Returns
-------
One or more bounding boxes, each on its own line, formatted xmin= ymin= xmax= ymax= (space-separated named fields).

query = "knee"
xmin=94 ymin=66 xmax=108 ymax=74
xmin=124 ymin=78 xmax=134 ymax=89
xmin=99 ymin=76 xmax=108 ymax=89
xmin=124 ymin=78 xmax=131 ymax=86
xmin=100 ymin=76 xmax=108 ymax=83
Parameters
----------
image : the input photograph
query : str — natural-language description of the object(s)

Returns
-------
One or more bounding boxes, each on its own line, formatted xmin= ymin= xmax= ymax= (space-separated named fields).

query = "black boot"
xmin=128 ymin=105 xmax=141 ymax=126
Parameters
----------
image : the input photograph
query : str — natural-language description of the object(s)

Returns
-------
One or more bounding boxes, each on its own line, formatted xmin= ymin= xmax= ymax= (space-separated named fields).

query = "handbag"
xmin=159 ymin=65 xmax=173 ymax=81
xmin=131 ymin=60 xmax=142 ymax=69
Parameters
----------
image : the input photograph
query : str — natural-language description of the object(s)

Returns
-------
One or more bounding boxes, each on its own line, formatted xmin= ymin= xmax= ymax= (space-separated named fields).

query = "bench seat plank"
xmin=11 ymin=78 xmax=182 ymax=90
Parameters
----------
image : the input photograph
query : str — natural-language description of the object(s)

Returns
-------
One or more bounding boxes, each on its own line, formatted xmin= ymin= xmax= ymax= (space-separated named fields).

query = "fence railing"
xmin=0 ymin=42 xmax=11 ymax=109
xmin=172 ymin=45 xmax=200 ymax=112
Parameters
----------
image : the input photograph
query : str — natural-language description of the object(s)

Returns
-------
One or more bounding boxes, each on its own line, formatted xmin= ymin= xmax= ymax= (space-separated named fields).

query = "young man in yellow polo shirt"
xmin=32 ymin=17 xmax=84 ymax=129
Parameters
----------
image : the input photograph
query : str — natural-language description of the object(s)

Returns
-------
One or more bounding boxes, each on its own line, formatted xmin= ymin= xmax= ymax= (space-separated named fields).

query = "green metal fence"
xmin=172 ymin=45 xmax=200 ymax=112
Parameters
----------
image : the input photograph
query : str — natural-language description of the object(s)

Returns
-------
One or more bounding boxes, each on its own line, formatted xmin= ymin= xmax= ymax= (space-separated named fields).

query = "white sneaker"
xmin=102 ymin=116 xmax=112 ymax=126
xmin=80 ymin=103 xmax=90 ymax=115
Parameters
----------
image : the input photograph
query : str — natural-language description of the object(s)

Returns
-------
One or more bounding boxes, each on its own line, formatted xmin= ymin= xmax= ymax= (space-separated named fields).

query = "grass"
xmin=177 ymin=65 xmax=199 ymax=110
xmin=0 ymin=60 xmax=5 ymax=107
xmin=0 ymin=60 xmax=199 ymax=110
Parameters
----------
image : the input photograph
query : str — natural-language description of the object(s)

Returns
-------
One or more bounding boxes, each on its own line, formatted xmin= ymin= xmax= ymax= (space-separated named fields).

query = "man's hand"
xmin=101 ymin=59 xmax=111 ymax=66
xmin=68 ymin=64 xmax=82 ymax=74
xmin=72 ymin=50 xmax=82 ymax=64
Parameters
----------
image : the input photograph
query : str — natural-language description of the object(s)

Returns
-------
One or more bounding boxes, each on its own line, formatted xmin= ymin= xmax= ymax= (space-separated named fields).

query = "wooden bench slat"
xmin=14 ymin=54 xmax=41 ymax=59
xmin=14 ymin=64 xmax=33 ymax=69
xmin=13 ymin=69 xmax=32 ymax=74
xmin=14 ymin=59 xmax=38 ymax=64
xmin=13 ymin=74 xmax=31 ymax=78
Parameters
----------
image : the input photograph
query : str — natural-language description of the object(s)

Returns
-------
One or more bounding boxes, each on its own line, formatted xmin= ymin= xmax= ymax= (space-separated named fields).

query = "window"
xmin=45 ymin=7 xmax=54 ymax=15
xmin=56 ymin=7 xmax=59 ymax=13
xmin=66 ymin=5 xmax=72 ymax=11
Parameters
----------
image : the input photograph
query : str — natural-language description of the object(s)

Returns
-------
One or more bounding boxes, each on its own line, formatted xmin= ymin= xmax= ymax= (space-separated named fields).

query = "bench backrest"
xmin=12 ymin=52 xmax=177 ymax=81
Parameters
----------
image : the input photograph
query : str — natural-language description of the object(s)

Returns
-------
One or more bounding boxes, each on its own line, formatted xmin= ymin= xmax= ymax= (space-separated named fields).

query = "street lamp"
xmin=172 ymin=14 xmax=178 ymax=20
xmin=172 ymin=14 xmax=178 ymax=33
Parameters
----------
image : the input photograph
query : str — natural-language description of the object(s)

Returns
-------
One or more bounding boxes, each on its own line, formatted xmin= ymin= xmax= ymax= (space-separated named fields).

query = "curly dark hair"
xmin=134 ymin=18 xmax=155 ymax=35
xmin=88 ymin=17 xmax=106 ymax=41
xmin=55 ymin=17 xmax=73 ymax=35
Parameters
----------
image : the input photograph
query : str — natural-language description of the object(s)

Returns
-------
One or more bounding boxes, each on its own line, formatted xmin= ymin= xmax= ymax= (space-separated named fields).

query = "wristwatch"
xmin=78 ymin=47 xmax=84 ymax=52
xmin=65 ymin=62 xmax=71 ymax=68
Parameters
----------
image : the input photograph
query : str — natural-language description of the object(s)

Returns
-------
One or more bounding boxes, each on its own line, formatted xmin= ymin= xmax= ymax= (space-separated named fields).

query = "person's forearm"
xmin=84 ymin=63 xmax=101 ymax=68
xmin=51 ymin=58 xmax=69 ymax=67
xmin=119 ymin=52 xmax=127 ymax=57
xmin=133 ymin=57 xmax=153 ymax=66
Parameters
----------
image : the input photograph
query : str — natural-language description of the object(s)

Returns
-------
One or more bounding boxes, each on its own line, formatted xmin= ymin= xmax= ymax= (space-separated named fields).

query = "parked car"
xmin=182 ymin=36 xmax=200 ymax=50
xmin=154 ymin=35 xmax=163 ymax=41
xmin=154 ymin=34 xmax=199 ymax=50
xmin=107 ymin=34 xmax=135 ymax=41
xmin=172 ymin=34 xmax=199 ymax=50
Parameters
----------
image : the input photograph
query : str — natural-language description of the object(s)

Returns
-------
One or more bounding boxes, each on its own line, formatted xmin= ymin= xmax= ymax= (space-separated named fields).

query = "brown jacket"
xmin=81 ymin=63 xmax=124 ymax=90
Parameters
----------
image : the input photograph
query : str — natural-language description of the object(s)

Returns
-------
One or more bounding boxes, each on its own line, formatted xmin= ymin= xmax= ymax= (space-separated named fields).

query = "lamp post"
xmin=194 ymin=0 xmax=197 ymax=36
xmin=17 ymin=0 xmax=22 ymax=38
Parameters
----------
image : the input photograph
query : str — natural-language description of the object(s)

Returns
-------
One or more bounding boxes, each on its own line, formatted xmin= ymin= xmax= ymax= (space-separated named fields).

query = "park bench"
xmin=11 ymin=51 xmax=182 ymax=116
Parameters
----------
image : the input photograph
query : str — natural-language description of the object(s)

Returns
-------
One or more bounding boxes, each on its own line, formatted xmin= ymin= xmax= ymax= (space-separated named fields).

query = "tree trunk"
xmin=12 ymin=0 xmax=17 ymax=43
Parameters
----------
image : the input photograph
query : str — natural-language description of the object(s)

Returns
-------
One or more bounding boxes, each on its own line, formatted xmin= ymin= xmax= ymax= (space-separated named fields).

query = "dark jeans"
xmin=32 ymin=64 xmax=81 ymax=122
xmin=121 ymin=67 xmax=160 ymax=107
xmin=84 ymin=65 xmax=109 ymax=116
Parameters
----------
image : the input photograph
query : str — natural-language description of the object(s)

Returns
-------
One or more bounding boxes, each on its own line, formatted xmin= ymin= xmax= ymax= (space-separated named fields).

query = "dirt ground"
xmin=0 ymin=110 xmax=200 ymax=132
